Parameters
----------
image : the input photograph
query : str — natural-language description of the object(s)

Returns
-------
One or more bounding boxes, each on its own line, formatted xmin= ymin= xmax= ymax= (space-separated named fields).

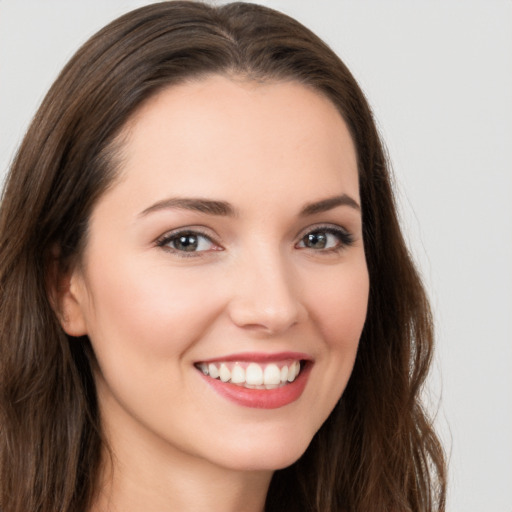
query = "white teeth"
xmin=208 ymin=363 xmax=219 ymax=379
xmin=230 ymin=364 xmax=245 ymax=384
xmin=263 ymin=363 xmax=281 ymax=385
xmin=246 ymin=363 xmax=264 ymax=385
xmin=198 ymin=360 xmax=303 ymax=388
xmin=219 ymin=363 xmax=231 ymax=382
xmin=288 ymin=361 xmax=300 ymax=382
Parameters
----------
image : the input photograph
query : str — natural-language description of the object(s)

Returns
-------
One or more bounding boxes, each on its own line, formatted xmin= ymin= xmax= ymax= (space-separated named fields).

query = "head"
xmin=0 ymin=2 xmax=445 ymax=511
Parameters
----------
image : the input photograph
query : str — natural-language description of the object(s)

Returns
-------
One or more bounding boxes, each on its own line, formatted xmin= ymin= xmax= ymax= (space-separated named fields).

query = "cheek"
xmin=285 ymin=258 xmax=369 ymax=441
xmin=79 ymin=258 xmax=227 ymax=430
xmin=306 ymin=259 xmax=369 ymax=349
xmin=81 ymin=257 xmax=224 ymax=361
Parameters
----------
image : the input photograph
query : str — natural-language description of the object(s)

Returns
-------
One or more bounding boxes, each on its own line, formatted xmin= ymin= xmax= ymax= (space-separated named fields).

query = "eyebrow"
xmin=140 ymin=198 xmax=237 ymax=217
xmin=300 ymin=194 xmax=361 ymax=216
xmin=139 ymin=194 xmax=360 ymax=218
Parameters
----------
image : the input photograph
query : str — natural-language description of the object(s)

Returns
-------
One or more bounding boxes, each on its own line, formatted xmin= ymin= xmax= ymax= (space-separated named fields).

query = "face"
xmin=62 ymin=76 xmax=369 ymax=474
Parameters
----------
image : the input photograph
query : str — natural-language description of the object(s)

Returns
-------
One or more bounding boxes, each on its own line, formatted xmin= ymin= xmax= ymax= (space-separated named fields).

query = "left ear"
xmin=46 ymin=250 xmax=89 ymax=337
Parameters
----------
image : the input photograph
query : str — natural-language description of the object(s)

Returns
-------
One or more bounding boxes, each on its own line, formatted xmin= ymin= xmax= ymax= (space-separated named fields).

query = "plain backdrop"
xmin=0 ymin=1 xmax=511 ymax=511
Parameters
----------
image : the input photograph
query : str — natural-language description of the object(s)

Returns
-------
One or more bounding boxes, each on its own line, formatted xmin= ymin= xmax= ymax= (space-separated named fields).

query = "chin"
xmin=210 ymin=426 xmax=314 ymax=472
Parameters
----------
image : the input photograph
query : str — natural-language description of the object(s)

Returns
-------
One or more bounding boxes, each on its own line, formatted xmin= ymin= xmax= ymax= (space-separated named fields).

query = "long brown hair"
xmin=0 ymin=2 xmax=446 ymax=511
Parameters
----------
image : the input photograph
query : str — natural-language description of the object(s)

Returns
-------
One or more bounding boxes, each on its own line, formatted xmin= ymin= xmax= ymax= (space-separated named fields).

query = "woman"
xmin=0 ymin=2 xmax=446 ymax=511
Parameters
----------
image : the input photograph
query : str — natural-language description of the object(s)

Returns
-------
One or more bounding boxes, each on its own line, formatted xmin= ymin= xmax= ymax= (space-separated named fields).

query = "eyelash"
xmin=155 ymin=224 xmax=354 ymax=258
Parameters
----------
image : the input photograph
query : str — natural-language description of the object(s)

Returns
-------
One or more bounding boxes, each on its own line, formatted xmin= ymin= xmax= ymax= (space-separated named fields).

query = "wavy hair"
xmin=0 ymin=2 xmax=446 ymax=511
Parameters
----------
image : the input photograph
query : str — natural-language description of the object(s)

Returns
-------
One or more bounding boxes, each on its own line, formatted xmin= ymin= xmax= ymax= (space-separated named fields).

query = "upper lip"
xmin=195 ymin=351 xmax=313 ymax=364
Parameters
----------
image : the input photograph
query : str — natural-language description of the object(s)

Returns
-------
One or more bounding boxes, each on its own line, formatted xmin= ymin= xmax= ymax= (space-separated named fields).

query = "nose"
xmin=227 ymin=248 xmax=308 ymax=335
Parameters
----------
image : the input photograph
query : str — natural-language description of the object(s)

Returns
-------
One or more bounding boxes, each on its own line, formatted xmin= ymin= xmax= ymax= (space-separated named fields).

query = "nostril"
xmin=228 ymin=301 xmax=306 ymax=334
xmin=227 ymin=259 xmax=308 ymax=333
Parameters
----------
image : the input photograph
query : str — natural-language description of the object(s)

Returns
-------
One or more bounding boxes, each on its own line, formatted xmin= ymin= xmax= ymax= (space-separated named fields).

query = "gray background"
xmin=1 ymin=1 xmax=511 ymax=510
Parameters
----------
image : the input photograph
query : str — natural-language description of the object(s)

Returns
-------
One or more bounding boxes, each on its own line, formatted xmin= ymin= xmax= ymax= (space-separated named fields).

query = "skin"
xmin=59 ymin=76 xmax=369 ymax=512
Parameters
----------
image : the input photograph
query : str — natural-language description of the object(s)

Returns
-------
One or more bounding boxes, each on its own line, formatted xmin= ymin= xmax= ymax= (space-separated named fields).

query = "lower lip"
xmin=198 ymin=363 xmax=312 ymax=409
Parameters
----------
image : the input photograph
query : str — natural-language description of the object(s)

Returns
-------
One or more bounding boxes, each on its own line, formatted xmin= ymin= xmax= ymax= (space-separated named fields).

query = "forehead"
xmin=104 ymin=75 xmax=359 ymax=212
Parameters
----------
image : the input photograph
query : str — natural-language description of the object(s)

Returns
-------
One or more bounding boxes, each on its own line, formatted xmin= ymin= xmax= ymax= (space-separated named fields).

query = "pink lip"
xmin=196 ymin=356 xmax=313 ymax=409
xmin=197 ymin=351 xmax=312 ymax=364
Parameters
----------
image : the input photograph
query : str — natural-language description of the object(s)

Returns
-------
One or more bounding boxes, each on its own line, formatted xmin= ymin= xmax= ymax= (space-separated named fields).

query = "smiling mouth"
xmin=194 ymin=360 xmax=304 ymax=390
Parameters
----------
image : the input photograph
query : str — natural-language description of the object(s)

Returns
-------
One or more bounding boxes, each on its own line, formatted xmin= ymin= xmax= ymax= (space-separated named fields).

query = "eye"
xmin=156 ymin=230 xmax=220 ymax=255
xmin=296 ymin=226 xmax=354 ymax=252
